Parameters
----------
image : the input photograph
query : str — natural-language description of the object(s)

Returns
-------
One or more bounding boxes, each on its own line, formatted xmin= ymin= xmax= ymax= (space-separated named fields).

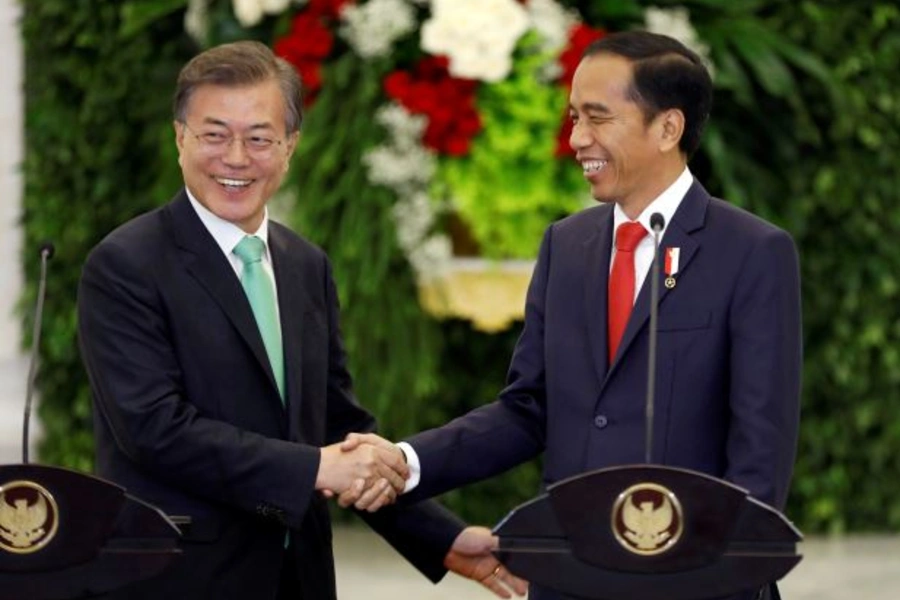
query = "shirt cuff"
xmin=396 ymin=441 xmax=421 ymax=493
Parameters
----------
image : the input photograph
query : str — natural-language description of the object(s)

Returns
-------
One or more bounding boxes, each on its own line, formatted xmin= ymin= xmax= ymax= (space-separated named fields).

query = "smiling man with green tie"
xmin=76 ymin=40 xmax=519 ymax=600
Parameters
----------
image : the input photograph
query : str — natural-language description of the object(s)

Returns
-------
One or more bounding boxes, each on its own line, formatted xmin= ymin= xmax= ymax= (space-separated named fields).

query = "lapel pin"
xmin=664 ymin=247 xmax=680 ymax=290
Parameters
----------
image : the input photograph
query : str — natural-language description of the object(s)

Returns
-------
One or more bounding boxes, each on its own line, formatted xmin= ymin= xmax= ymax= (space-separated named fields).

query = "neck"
xmin=618 ymin=159 xmax=686 ymax=220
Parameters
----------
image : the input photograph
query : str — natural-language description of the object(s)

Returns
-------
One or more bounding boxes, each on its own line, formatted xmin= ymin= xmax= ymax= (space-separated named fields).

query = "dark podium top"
xmin=0 ymin=464 xmax=180 ymax=600
xmin=494 ymin=465 xmax=801 ymax=600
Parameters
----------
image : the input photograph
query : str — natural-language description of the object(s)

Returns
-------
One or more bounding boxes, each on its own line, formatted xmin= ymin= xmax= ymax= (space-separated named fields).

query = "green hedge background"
xmin=20 ymin=0 xmax=900 ymax=533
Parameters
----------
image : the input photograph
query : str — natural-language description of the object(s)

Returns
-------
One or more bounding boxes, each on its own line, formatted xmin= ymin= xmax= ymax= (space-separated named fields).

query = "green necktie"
xmin=233 ymin=235 xmax=285 ymax=401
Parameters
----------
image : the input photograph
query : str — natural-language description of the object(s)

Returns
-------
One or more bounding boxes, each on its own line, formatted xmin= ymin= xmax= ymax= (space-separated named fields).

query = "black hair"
xmin=584 ymin=31 xmax=713 ymax=157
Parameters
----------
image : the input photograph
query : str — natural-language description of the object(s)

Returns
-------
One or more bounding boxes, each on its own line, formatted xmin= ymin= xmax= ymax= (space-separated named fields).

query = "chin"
xmin=589 ymin=186 xmax=616 ymax=204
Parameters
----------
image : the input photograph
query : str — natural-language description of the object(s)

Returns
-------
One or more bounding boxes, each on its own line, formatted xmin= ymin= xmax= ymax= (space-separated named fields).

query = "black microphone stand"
xmin=22 ymin=243 xmax=54 ymax=464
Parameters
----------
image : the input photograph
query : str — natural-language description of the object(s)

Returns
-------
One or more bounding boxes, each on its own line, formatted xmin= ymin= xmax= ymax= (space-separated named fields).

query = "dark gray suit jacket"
xmin=79 ymin=191 xmax=463 ymax=600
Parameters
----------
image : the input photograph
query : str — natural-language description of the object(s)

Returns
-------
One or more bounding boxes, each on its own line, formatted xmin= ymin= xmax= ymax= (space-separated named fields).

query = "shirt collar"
xmin=613 ymin=166 xmax=694 ymax=235
xmin=185 ymin=188 xmax=270 ymax=257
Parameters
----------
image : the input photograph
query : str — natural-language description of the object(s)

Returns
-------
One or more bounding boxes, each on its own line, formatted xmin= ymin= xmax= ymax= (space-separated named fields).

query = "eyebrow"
xmin=201 ymin=117 xmax=275 ymax=131
xmin=569 ymin=102 xmax=612 ymax=114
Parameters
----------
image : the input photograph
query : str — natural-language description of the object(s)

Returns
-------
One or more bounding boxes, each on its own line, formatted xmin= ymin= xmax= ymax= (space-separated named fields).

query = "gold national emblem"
xmin=0 ymin=480 xmax=59 ymax=554
xmin=611 ymin=482 xmax=683 ymax=556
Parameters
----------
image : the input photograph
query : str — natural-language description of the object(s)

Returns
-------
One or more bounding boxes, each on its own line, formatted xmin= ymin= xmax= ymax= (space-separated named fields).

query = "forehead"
xmin=569 ymin=53 xmax=637 ymax=110
xmin=185 ymin=79 xmax=285 ymax=128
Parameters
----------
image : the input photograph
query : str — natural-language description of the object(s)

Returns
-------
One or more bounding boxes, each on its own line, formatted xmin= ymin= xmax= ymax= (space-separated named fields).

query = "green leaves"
xmin=120 ymin=0 xmax=188 ymax=38
xmin=434 ymin=35 xmax=586 ymax=259
xmin=23 ymin=0 xmax=188 ymax=468
xmin=22 ymin=0 xmax=900 ymax=534
xmin=287 ymin=53 xmax=444 ymax=433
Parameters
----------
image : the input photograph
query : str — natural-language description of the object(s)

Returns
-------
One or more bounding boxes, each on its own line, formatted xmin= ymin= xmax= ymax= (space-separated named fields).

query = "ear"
xmin=656 ymin=109 xmax=685 ymax=154
xmin=283 ymin=131 xmax=301 ymax=172
xmin=174 ymin=121 xmax=186 ymax=167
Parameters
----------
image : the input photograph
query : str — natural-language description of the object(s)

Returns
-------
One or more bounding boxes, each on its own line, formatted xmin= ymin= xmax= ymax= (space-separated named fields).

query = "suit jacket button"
xmin=594 ymin=415 xmax=608 ymax=429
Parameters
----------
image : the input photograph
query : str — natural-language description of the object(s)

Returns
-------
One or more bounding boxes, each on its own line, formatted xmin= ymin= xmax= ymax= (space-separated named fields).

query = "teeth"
xmin=582 ymin=160 xmax=607 ymax=173
xmin=215 ymin=177 xmax=251 ymax=187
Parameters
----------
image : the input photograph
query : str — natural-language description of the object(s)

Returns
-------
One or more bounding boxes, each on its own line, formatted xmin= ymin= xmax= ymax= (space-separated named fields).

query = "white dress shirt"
xmin=611 ymin=166 xmax=693 ymax=301
xmin=185 ymin=190 xmax=280 ymax=318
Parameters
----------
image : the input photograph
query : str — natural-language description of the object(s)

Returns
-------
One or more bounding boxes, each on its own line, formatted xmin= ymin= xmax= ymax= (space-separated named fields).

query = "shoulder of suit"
xmin=89 ymin=204 xmax=168 ymax=260
xmin=550 ymin=202 xmax=609 ymax=235
xmin=705 ymin=196 xmax=795 ymax=242
xmin=268 ymin=220 xmax=326 ymax=259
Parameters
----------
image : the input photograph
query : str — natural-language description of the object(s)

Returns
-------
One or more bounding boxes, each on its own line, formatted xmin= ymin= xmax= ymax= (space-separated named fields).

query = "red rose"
xmin=285 ymin=13 xmax=334 ymax=58
xmin=555 ymin=113 xmax=574 ymax=157
xmin=307 ymin=0 xmax=355 ymax=19
xmin=558 ymin=24 xmax=606 ymax=88
xmin=273 ymin=7 xmax=344 ymax=107
xmin=444 ymin=136 xmax=470 ymax=156
xmin=554 ymin=24 xmax=607 ymax=156
xmin=384 ymin=72 xmax=412 ymax=101
xmin=383 ymin=57 xmax=482 ymax=155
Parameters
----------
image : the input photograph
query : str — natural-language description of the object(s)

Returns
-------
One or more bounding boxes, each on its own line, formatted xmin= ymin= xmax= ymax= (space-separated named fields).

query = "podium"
xmin=494 ymin=465 xmax=801 ymax=600
xmin=0 ymin=464 xmax=181 ymax=600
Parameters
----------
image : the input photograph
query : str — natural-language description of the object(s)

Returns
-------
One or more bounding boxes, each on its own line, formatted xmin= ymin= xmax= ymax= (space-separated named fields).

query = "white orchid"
xmin=526 ymin=0 xmax=579 ymax=54
xmin=231 ymin=0 xmax=292 ymax=28
xmin=644 ymin=6 xmax=715 ymax=76
xmin=340 ymin=0 xmax=418 ymax=60
xmin=185 ymin=0 xmax=211 ymax=43
xmin=421 ymin=0 xmax=530 ymax=82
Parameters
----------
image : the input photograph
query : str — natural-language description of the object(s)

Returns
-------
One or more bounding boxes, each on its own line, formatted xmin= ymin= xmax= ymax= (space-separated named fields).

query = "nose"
xmin=569 ymin=119 xmax=591 ymax=153
xmin=221 ymin=137 xmax=251 ymax=166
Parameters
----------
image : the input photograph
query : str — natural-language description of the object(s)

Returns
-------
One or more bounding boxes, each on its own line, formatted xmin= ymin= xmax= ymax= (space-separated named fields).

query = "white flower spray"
xmin=362 ymin=104 xmax=452 ymax=279
xmin=339 ymin=0 xmax=418 ymax=59
xmin=644 ymin=7 xmax=715 ymax=77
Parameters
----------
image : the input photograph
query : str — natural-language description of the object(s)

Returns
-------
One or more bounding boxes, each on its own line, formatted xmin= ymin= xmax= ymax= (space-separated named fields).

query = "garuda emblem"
xmin=612 ymin=483 xmax=683 ymax=556
xmin=0 ymin=480 xmax=59 ymax=554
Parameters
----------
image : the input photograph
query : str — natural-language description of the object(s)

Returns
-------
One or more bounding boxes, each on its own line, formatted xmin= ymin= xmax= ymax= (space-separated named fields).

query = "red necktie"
xmin=608 ymin=221 xmax=647 ymax=364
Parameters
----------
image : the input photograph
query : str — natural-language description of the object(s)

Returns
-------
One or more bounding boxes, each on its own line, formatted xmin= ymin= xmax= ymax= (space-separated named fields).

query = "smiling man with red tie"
xmin=343 ymin=30 xmax=802 ymax=600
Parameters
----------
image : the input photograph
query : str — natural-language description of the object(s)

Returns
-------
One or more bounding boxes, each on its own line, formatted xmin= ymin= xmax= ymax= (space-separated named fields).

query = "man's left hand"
xmin=445 ymin=526 xmax=528 ymax=598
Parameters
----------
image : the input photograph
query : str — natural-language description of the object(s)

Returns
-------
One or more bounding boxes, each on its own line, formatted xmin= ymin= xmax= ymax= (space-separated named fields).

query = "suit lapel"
xmin=584 ymin=208 xmax=615 ymax=384
xmin=165 ymin=192 xmax=283 ymax=406
xmin=268 ymin=226 xmax=306 ymax=424
xmin=606 ymin=181 xmax=709 ymax=377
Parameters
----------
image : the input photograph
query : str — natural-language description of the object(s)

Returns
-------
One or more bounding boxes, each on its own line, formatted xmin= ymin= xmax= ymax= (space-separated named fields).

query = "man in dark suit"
xmin=344 ymin=31 xmax=802 ymax=600
xmin=77 ymin=41 xmax=521 ymax=600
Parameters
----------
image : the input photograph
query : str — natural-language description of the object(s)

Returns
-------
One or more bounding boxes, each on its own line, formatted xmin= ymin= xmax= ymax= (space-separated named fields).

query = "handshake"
xmin=315 ymin=433 xmax=529 ymax=598
xmin=314 ymin=432 xmax=411 ymax=512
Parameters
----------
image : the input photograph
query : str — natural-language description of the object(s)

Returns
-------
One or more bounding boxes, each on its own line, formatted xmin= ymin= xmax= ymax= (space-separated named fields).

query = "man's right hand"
xmin=315 ymin=440 xmax=408 ymax=512
xmin=333 ymin=433 xmax=410 ymax=511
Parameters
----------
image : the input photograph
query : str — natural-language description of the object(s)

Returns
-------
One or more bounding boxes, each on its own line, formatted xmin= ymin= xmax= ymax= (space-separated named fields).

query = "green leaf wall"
xmin=21 ymin=0 xmax=900 ymax=532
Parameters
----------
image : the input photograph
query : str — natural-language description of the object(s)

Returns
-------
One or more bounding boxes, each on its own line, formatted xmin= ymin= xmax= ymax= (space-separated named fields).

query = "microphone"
xmin=645 ymin=214 xmax=665 ymax=463
xmin=23 ymin=241 xmax=55 ymax=463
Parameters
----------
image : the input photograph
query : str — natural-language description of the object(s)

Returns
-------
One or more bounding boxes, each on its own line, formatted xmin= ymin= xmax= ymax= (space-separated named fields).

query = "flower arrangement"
xmin=187 ymin=0 xmax=709 ymax=280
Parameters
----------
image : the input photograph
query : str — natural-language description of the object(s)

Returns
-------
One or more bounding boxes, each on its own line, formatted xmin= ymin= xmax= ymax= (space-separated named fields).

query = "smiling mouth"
xmin=215 ymin=176 xmax=253 ymax=189
xmin=581 ymin=160 xmax=608 ymax=174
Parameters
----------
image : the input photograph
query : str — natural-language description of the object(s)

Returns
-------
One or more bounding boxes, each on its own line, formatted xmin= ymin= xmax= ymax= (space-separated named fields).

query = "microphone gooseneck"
xmin=23 ymin=242 xmax=54 ymax=463
xmin=645 ymin=214 xmax=665 ymax=464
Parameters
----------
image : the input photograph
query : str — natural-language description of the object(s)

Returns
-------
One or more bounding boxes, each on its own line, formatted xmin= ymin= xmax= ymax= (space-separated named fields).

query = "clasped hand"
xmin=315 ymin=433 xmax=406 ymax=512
xmin=320 ymin=435 xmax=529 ymax=598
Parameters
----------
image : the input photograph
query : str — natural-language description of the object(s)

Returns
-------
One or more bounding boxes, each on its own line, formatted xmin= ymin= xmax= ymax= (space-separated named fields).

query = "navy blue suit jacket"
xmin=406 ymin=181 xmax=802 ymax=600
xmin=78 ymin=191 xmax=463 ymax=600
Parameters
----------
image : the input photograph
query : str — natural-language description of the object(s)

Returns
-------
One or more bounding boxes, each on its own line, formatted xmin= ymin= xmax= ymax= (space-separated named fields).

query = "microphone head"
xmin=39 ymin=241 xmax=55 ymax=260
xmin=650 ymin=213 xmax=665 ymax=232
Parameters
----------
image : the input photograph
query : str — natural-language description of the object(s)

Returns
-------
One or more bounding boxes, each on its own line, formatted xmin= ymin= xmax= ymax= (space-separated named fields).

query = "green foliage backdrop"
xmin=773 ymin=1 xmax=900 ymax=533
xmin=20 ymin=0 xmax=900 ymax=532
xmin=21 ymin=0 xmax=188 ymax=471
